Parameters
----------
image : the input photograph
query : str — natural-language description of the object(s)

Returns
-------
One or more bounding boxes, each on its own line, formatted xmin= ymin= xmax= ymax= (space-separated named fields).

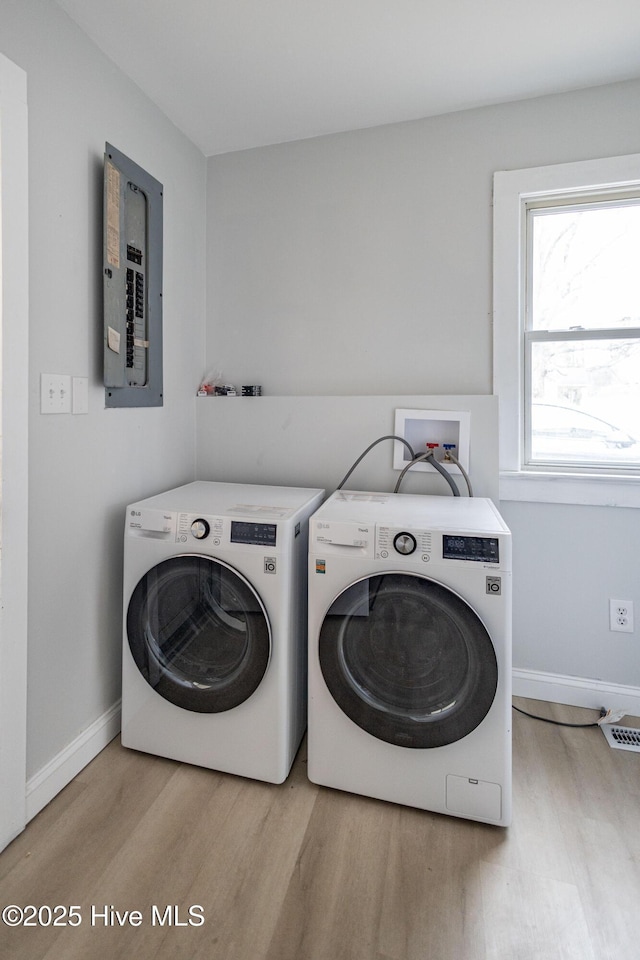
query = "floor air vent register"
xmin=601 ymin=724 xmax=640 ymax=753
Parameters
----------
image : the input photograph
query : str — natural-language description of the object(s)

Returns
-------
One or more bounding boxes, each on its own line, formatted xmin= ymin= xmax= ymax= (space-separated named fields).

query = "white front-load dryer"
xmin=308 ymin=490 xmax=512 ymax=825
xmin=122 ymin=481 xmax=324 ymax=783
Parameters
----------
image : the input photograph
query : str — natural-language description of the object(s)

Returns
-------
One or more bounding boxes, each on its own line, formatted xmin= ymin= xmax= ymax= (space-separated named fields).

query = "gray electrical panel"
xmin=103 ymin=143 xmax=163 ymax=407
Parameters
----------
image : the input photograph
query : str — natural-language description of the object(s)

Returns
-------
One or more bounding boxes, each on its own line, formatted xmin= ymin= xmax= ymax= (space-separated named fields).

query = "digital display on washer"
xmin=443 ymin=535 xmax=499 ymax=563
xmin=230 ymin=521 xmax=277 ymax=547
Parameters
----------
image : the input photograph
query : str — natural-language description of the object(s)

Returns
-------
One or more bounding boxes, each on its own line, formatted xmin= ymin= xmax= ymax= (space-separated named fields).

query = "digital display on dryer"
xmin=231 ymin=521 xmax=277 ymax=546
xmin=443 ymin=535 xmax=499 ymax=563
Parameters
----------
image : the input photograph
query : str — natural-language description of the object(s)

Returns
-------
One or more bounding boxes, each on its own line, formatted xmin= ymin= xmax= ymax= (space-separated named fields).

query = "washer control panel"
xmin=375 ymin=526 xmax=500 ymax=564
xmin=443 ymin=534 xmax=499 ymax=563
xmin=376 ymin=526 xmax=432 ymax=561
xmin=393 ymin=532 xmax=417 ymax=555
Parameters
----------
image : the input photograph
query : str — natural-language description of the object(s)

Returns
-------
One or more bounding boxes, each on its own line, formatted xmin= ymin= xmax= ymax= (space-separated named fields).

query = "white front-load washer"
xmin=308 ymin=490 xmax=512 ymax=825
xmin=122 ymin=481 xmax=324 ymax=783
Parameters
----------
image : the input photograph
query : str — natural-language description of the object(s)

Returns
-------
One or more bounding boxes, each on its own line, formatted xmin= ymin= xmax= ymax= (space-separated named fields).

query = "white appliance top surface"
xmin=128 ymin=481 xmax=324 ymax=519
xmin=315 ymin=490 xmax=510 ymax=535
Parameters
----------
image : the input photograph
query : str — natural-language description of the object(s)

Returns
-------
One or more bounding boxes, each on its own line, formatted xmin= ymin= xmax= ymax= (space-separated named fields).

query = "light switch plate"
xmin=41 ymin=374 xmax=71 ymax=414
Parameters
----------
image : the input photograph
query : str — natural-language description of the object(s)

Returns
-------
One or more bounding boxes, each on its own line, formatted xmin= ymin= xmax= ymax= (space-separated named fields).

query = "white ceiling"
xmin=55 ymin=0 xmax=640 ymax=157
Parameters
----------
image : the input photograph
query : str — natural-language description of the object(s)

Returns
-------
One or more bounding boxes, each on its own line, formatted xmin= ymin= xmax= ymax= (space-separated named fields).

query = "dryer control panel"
xmin=177 ymin=512 xmax=223 ymax=543
xmin=127 ymin=508 xmax=284 ymax=548
xmin=231 ymin=520 xmax=277 ymax=547
xmin=176 ymin=513 xmax=279 ymax=548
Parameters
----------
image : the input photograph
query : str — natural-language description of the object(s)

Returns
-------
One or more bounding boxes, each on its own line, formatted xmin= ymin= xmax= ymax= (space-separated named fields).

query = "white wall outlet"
xmin=609 ymin=599 xmax=634 ymax=633
xmin=393 ymin=408 xmax=470 ymax=473
xmin=41 ymin=373 xmax=71 ymax=414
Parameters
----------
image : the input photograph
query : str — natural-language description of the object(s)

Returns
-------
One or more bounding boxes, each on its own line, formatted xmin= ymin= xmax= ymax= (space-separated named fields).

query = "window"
xmin=493 ymin=154 xmax=640 ymax=507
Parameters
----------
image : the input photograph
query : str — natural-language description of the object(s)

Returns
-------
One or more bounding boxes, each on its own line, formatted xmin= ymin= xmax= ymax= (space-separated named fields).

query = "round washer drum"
xmin=318 ymin=572 xmax=498 ymax=748
xmin=127 ymin=555 xmax=271 ymax=713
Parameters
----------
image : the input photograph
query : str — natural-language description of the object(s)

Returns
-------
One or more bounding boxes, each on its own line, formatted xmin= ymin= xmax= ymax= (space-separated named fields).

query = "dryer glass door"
xmin=127 ymin=556 xmax=271 ymax=713
xmin=318 ymin=573 xmax=498 ymax=748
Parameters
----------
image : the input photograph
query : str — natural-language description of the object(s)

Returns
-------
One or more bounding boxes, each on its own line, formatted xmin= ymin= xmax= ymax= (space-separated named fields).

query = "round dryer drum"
xmin=318 ymin=573 xmax=498 ymax=748
xmin=127 ymin=555 xmax=271 ymax=713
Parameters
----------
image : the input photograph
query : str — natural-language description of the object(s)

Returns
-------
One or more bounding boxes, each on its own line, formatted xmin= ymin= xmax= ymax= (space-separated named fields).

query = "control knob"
xmin=190 ymin=519 xmax=210 ymax=540
xmin=394 ymin=532 xmax=417 ymax=556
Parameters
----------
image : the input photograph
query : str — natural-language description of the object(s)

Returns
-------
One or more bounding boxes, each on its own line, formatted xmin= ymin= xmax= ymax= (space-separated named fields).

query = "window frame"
xmin=493 ymin=153 xmax=640 ymax=508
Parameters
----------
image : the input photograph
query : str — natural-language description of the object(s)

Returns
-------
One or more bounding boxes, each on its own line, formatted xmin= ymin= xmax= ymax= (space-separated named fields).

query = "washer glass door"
xmin=318 ymin=573 xmax=498 ymax=748
xmin=127 ymin=556 xmax=271 ymax=713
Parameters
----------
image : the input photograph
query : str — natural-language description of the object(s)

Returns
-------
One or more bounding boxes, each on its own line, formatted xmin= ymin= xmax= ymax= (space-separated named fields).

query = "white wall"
xmin=501 ymin=501 xmax=639 ymax=681
xmin=206 ymin=80 xmax=640 ymax=397
xmin=205 ymin=79 xmax=640 ymax=706
xmin=196 ymin=395 xmax=499 ymax=500
xmin=0 ymin=0 xmax=206 ymax=786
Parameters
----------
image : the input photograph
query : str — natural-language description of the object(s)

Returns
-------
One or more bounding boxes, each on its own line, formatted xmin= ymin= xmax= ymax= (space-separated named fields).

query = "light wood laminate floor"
xmin=1 ymin=699 xmax=638 ymax=960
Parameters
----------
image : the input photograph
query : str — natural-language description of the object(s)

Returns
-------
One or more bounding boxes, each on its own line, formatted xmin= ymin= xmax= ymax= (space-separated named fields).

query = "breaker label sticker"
xmin=105 ymin=160 xmax=121 ymax=268
xmin=107 ymin=326 xmax=121 ymax=354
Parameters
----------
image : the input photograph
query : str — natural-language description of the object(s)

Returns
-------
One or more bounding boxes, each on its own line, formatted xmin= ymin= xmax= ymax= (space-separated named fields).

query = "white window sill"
xmin=499 ymin=471 xmax=640 ymax=508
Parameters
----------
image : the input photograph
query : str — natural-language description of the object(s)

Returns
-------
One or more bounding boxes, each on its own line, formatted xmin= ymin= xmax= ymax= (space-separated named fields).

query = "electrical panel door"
xmin=103 ymin=143 xmax=163 ymax=407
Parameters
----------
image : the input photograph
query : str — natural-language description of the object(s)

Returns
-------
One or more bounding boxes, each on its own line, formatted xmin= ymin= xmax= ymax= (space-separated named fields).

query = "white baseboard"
xmin=26 ymin=701 xmax=121 ymax=823
xmin=513 ymin=669 xmax=640 ymax=718
xmin=22 ymin=673 xmax=639 ymax=825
